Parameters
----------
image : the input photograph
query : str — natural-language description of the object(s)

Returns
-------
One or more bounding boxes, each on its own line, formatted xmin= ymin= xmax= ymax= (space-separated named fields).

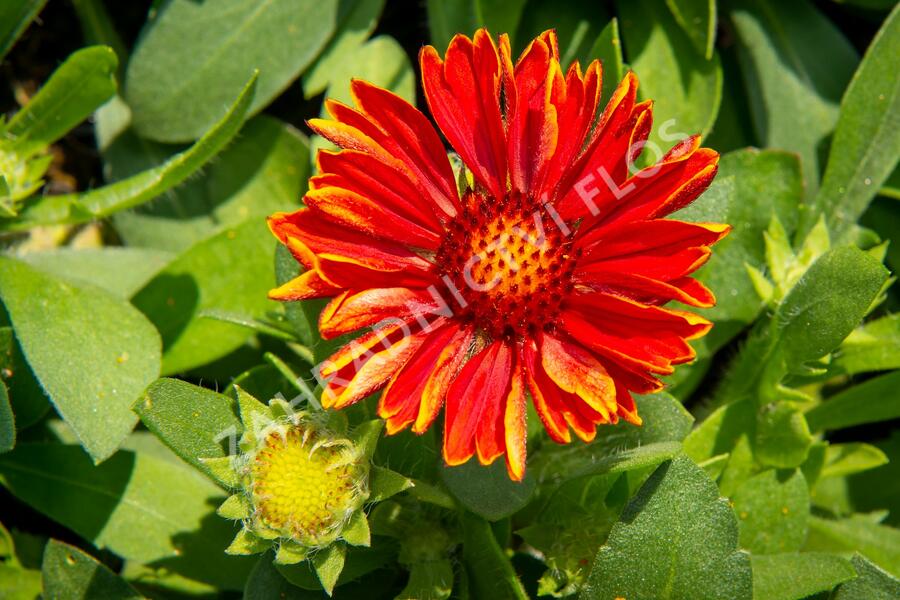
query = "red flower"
xmin=269 ymin=29 xmax=728 ymax=481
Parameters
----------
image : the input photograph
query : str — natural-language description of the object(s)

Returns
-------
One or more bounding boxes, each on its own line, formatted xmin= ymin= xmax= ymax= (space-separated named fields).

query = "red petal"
xmin=507 ymin=34 xmax=562 ymax=194
xmin=320 ymin=321 xmax=430 ymax=409
xmin=421 ymin=31 xmax=508 ymax=200
xmin=268 ymin=269 xmax=341 ymax=301
xmin=349 ymin=80 xmax=461 ymax=218
xmin=270 ymin=209 xmax=436 ymax=289
xmin=319 ymin=287 xmax=443 ymax=339
xmin=522 ymin=339 xmax=571 ymax=443
xmin=315 ymin=149 xmax=445 ymax=233
xmin=443 ymin=341 xmax=512 ymax=466
xmin=540 ymin=332 xmax=617 ymax=419
xmin=574 ymin=269 xmax=717 ymax=308
xmin=578 ymin=246 xmax=713 ymax=282
xmin=415 ymin=325 xmax=474 ymax=433
xmin=577 ymin=219 xmax=731 ymax=258
xmin=568 ymin=291 xmax=713 ymax=340
xmin=377 ymin=323 xmax=466 ymax=434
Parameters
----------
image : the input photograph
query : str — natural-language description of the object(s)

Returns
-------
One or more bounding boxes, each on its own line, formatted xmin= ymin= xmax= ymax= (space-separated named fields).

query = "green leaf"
xmin=581 ymin=456 xmax=752 ymax=600
xmin=226 ymin=529 xmax=272 ymax=556
xmin=0 ymin=257 xmax=160 ymax=462
xmin=277 ymin=544 xmax=396 ymax=592
xmin=301 ymin=0 xmax=386 ymax=98
xmin=124 ymin=0 xmax=337 ymax=142
xmin=806 ymin=515 xmax=900 ymax=578
xmin=730 ymin=0 xmax=858 ymax=197
xmin=754 ymin=402 xmax=813 ymax=469
xmin=426 ymin=0 xmax=527 ymax=52
xmin=0 ymin=443 xmax=254 ymax=589
xmin=618 ymin=0 xmax=722 ymax=149
xmin=109 ymin=114 xmax=308 ymax=252
xmin=397 ymin=560 xmax=453 ymax=600
xmin=20 ymin=248 xmax=172 ymax=299
xmin=341 ymin=512 xmax=371 ymax=547
xmin=217 ymin=494 xmax=251 ymax=520
xmin=751 ymin=552 xmax=856 ymax=600
xmin=807 ymin=5 xmax=900 ymax=240
xmin=5 ymin=46 xmax=117 ymax=158
xmin=587 ymin=18 xmax=625 ymax=104
xmin=665 ymin=0 xmax=715 ymax=59
xmin=369 ymin=465 xmax=414 ymax=502
xmin=312 ymin=543 xmax=346 ymax=596
xmin=350 ymin=420 xmax=383 ymax=461
xmin=777 ymin=247 xmax=890 ymax=372
xmin=4 ymin=73 xmax=258 ymax=231
xmin=0 ymin=564 xmax=42 ymax=600
xmin=135 ymin=378 xmax=241 ymax=485
xmin=833 ymin=314 xmax=900 ymax=375
xmin=460 ymin=512 xmax=529 ymax=600
xmin=42 ymin=539 xmax=142 ymax=599
xmin=833 ymin=554 xmax=900 ymax=599
xmin=245 ymin=556 xmax=317 ymax=599
xmin=0 ymin=0 xmax=47 ymax=60
xmin=533 ymin=393 xmax=693 ymax=481
xmin=132 ymin=217 xmax=278 ymax=374
xmin=441 ymin=459 xmax=537 ymax=521
xmin=0 ymin=326 xmax=48 ymax=430
xmin=731 ymin=469 xmax=809 ymax=554
xmin=0 ymin=381 xmax=12 ymax=453
xmin=819 ymin=443 xmax=888 ymax=479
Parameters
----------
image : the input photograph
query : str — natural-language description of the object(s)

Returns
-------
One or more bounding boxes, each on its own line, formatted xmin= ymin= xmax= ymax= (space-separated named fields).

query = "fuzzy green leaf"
xmin=5 ymin=46 xmax=117 ymax=158
xmin=0 ymin=381 xmax=13 ymax=453
xmin=125 ymin=0 xmax=336 ymax=142
xmin=732 ymin=469 xmax=810 ymax=554
xmin=776 ymin=246 xmax=889 ymax=373
xmin=0 ymin=0 xmax=47 ymax=60
xmin=833 ymin=554 xmax=900 ymax=599
xmin=730 ymin=0 xmax=858 ymax=197
xmin=4 ymin=73 xmax=257 ymax=231
xmin=0 ymin=443 xmax=254 ymax=589
xmin=809 ymin=4 xmax=900 ymax=239
xmin=751 ymin=552 xmax=856 ymax=600
xmin=132 ymin=217 xmax=278 ymax=374
xmin=618 ymin=0 xmax=721 ymax=149
xmin=587 ymin=18 xmax=624 ymax=104
xmin=301 ymin=0 xmax=385 ymax=98
xmin=665 ymin=0 xmax=716 ymax=59
xmin=806 ymin=515 xmax=900 ymax=578
xmin=442 ymin=459 xmax=537 ymax=521
xmin=226 ymin=530 xmax=272 ymax=556
xmin=369 ymin=466 xmax=414 ymax=502
xmin=460 ymin=511 xmax=529 ymax=600
xmin=342 ymin=511 xmax=371 ymax=547
xmin=807 ymin=371 xmax=900 ymax=432
xmin=109 ymin=114 xmax=308 ymax=252
xmin=136 ymin=378 xmax=241 ymax=486
xmin=0 ymin=257 xmax=160 ymax=462
xmin=217 ymin=494 xmax=251 ymax=520
xmin=581 ymin=456 xmax=752 ymax=600
xmin=20 ymin=248 xmax=172 ymax=300
xmin=41 ymin=539 xmax=142 ymax=600
xmin=274 ymin=541 xmax=309 ymax=566
xmin=313 ymin=543 xmax=347 ymax=596
xmin=833 ymin=314 xmax=900 ymax=375
xmin=397 ymin=560 xmax=453 ymax=600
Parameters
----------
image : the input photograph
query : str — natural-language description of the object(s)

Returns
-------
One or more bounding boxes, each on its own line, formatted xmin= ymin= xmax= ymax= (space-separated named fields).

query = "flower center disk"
xmin=436 ymin=190 xmax=578 ymax=340
xmin=250 ymin=425 xmax=359 ymax=545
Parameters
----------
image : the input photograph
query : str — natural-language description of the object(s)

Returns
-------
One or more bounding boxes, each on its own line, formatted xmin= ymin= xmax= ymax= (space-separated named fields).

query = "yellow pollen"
xmin=250 ymin=426 xmax=361 ymax=545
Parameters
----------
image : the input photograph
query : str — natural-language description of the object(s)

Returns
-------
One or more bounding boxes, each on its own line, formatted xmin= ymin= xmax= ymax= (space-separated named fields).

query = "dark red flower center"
xmin=436 ymin=190 xmax=579 ymax=340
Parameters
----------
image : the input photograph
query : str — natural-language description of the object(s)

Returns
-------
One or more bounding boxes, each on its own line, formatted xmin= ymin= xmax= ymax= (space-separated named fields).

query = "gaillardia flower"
xmin=269 ymin=29 xmax=728 ymax=480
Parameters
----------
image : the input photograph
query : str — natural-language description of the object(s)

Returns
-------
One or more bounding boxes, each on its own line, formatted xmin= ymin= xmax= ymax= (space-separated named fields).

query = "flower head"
xmin=269 ymin=29 xmax=728 ymax=481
